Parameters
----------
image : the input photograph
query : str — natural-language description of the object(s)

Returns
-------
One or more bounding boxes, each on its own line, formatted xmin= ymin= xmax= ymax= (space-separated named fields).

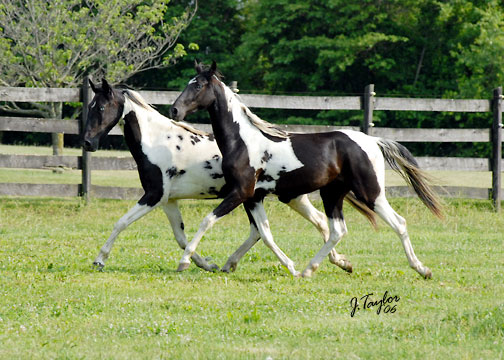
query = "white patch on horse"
xmin=219 ymin=82 xmax=303 ymax=191
xmin=122 ymin=95 xmax=225 ymax=200
xmin=338 ymin=129 xmax=385 ymax=191
xmin=90 ymin=100 xmax=96 ymax=109
xmin=188 ymin=77 xmax=198 ymax=85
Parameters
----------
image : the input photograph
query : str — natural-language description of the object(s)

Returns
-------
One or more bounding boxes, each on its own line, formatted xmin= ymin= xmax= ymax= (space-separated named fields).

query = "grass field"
xmin=0 ymin=194 xmax=503 ymax=359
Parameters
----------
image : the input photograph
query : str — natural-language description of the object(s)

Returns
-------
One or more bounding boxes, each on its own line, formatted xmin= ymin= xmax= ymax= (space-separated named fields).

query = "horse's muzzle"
xmin=82 ymin=138 xmax=98 ymax=152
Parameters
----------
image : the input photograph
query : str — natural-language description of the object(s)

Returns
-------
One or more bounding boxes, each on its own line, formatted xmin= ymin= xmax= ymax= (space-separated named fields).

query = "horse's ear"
xmin=102 ymin=79 xmax=113 ymax=97
xmin=210 ymin=60 xmax=217 ymax=75
xmin=89 ymin=79 xmax=98 ymax=93
xmin=194 ymin=59 xmax=203 ymax=74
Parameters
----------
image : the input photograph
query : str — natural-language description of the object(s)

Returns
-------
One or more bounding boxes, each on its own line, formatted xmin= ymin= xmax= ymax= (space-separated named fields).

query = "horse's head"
xmin=170 ymin=60 xmax=219 ymax=121
xmin=82 ymin=79 xmax=125 ymax=152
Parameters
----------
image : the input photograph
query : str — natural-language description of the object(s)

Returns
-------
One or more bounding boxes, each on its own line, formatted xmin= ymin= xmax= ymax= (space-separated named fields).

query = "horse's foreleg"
xmin=246 ymin=201 xmax=300 ymax=277
xmin=161 ymin=201 xmax=219 ymax=272
xmin=177 ymin=190 xmax=245 ymax=272
xmin=93 ymin=202 xmax=155 ymax=269
xmin=287 ymin=195 xmax=352 ymax=272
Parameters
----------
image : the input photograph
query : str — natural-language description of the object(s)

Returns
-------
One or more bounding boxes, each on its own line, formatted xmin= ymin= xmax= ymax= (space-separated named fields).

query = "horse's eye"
xmin=99 ymin=106 xmax=105 ymax=112
xmin=195 ymin=83 xmax=202 ymax=90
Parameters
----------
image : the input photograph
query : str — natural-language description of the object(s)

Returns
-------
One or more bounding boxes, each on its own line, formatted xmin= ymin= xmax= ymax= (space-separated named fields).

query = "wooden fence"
xmin=0 ymin=79 xmax=502 ymax=211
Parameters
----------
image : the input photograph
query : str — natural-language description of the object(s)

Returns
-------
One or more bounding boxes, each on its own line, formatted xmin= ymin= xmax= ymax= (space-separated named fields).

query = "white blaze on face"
xmin=188 ymin=77 xmax=198 ymax=85
xmin=220 ymin=83 xmax=304 ymax=190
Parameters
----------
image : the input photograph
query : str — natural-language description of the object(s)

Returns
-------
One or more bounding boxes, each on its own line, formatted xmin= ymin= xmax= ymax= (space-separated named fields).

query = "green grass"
xmin=0 ymin=196 xmax=503 ymax=359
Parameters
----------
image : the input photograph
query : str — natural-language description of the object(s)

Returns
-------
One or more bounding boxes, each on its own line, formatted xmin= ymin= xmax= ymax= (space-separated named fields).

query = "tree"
xmin=0 ymin=0 xmax=196 ymax=154
xmin=132 ymin=0 xmax=244 ymax=88
xmin=233 ymin=0 xmax=410 ymax=94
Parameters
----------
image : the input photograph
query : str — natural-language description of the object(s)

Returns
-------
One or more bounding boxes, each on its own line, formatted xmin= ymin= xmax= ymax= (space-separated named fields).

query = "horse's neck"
xmin=122 ymin=101 xmax=174 ymax=151
xmin=208 ymin=83 xmax=248 ymax=152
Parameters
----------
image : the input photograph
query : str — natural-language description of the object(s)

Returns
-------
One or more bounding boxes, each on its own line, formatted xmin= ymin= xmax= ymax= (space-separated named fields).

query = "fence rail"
xmin=0 ymin=81 xmax=502 ymax=211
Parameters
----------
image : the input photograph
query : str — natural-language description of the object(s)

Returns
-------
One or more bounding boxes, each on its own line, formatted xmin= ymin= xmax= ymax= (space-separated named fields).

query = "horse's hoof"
xmin=221 ymin=262 xmax=236 ymax=273
xmin=177 ymin=262 xmax=191 ymax=272
xmin=301 ymin=269 xmax=312 ymax=278
xmin=209 ymin=263 xmax=220 ymax=272
xmin=423 ymin=268 xmax=432 ymax=279
xmin=92 ymin=261 xmax=104 ymax=271
xmin=342 ymin=260 xmax=353 ymax=273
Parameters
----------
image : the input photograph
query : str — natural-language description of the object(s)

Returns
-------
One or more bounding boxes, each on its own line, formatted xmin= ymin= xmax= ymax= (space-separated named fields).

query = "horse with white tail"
xmin=82 ymin=79 xmax=348 ymax=273
xmin=170 ymin=61 xmax=443 ymax=279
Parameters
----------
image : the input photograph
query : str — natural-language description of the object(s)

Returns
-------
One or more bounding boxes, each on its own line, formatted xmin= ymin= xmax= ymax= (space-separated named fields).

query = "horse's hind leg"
xmin=162 ymin=201 xmax=218 ymax=272
xmin=374 ymin=195 xmax=432 ymax=279
xmin=302 ymin=188 xmax=348 ymax=278
xmin=246 ymin=200 xmax=300 ymax=277
xmin=287 ymin=195 xmax=352 ymax=272
xmin=93 ymin=202 xmax=155 ymax=269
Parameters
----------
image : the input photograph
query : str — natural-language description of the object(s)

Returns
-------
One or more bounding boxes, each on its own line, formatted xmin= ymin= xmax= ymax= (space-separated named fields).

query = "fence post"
xmin=229 ymin=81 xmax=239 ymax=93
xmin=492 ymin=87 xmax=503 ymax=212
xmin=362 ymin=84 xmax=375 ymax=134
xmin=80 ymin=76 xmax=92 ymax=202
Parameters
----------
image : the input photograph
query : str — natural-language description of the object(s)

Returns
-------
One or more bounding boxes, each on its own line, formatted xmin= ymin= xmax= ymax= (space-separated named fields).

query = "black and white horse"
xmin=82 ymin=80 xmax=347 ymax=273
xmin=170 ymin=61 xmax=443 ymax=278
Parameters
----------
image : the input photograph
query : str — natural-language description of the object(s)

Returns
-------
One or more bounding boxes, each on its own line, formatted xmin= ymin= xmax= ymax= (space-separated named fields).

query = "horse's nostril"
xmin=83 ymin=140 xmax=92 ymax=149
xmin=171 ymin=107 xmax=178 ymax=116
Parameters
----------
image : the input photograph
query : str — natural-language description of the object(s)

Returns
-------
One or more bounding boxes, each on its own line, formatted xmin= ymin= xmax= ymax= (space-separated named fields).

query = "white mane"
xmin=220 ymin=81 xmax=289 ymax=139
xmin=123 ymin=89 xmax=208 ymax=137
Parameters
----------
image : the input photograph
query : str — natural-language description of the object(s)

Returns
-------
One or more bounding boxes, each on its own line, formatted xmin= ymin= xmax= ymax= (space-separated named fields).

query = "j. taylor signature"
xmin=350 ymin=291 xmax=400 ymax=317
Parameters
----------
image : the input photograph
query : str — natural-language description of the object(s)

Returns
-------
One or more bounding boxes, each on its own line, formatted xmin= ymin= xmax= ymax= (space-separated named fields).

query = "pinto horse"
xmin=82 ymin=79 xmax=345 ymax=273
xmin=170 ymin=61 xmax=443 ymax=278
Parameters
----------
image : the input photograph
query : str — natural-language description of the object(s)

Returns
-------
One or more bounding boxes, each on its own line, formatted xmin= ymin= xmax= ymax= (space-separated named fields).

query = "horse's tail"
xmin=377 ymin=138 xmax=443 ymax=219
xmin=344 ymin=192 xmax=378 ymax=229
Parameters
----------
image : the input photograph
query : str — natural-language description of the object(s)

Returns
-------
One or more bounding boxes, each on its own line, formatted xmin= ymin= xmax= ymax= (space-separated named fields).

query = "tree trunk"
xmin=51 ymin=102 xmax=64 ymax=156
xmin=51 ymin=103 xmax=64 ymax=173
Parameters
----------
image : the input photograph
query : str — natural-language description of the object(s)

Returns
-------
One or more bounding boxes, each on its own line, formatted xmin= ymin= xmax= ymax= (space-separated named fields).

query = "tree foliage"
xmin=0 ymin=0 xmax=195 ymax=117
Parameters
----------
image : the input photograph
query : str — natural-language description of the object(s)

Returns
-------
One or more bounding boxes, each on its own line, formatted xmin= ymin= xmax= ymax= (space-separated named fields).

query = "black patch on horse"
xmin=261 ymin=131 xmax=287 ymax=143
xmin=204 ymin=161 xmax=212 ymax=170
xmin=208 ymin=187 xmax=219 ymax=196
xmin=258 ymin=173 xmax=274 ymax=183
xmin=167 ymin=167 xmax=186 ymax=178
xmin=190 ymin=135 xmax=201 ymax=145
xmin=261 ymin=150 xmax=273 ymax=163
xmin=123 ymin=111 xmax=163 ymax=207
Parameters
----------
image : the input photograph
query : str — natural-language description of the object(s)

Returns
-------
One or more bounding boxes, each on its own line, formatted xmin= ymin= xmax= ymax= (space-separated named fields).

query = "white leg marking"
xmin=94 ymin=203 xmax=155 ymax=268
xmin=374 ymin=195 xmax=432 ymax=278
xmin=178 ymin=212 xmax=219 ymax=270
xmin=221 ymin=224 xmax=261 ymax=273
xmin=287 ymin=195 xmax=352 ymax=272
xmin=162 ymin=201 xmax=217 ymax=272
xmin=249 ymin=203 xmax=300 ymax=277
xmin=302 ymin=217 xmax=348 ymax=278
